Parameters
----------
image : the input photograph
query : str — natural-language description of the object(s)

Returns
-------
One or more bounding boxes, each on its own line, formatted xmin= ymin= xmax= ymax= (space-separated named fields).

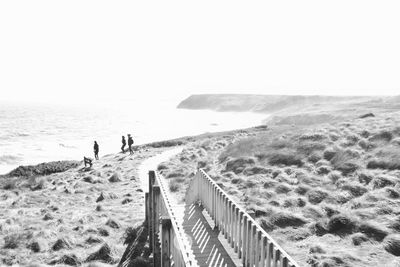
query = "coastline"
xmin=0 ymin=125 xmax=264 ymax=266
xmin=3 ymin=101 xmax=400 ymax=266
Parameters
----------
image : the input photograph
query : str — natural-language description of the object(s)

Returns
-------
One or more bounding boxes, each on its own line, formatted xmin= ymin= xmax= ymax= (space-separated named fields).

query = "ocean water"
xmin=0 ymin=99 xmax=266 ymax=174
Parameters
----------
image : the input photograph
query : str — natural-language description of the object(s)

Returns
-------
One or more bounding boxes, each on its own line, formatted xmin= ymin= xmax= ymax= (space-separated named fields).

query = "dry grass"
xmin=153 ymin=111 xmax=400 ymax=266
xmin=0 ymin=148 xmax=161 ymax=265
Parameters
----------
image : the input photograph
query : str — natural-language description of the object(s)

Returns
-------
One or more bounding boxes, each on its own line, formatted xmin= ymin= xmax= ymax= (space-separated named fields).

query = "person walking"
xmin=121 ymin=136 xmax=126 ymax=153
xmin=93 ymin=141 xmax=99 ymax=160
xmin=127 ymin=134 xmax=134 ymax=155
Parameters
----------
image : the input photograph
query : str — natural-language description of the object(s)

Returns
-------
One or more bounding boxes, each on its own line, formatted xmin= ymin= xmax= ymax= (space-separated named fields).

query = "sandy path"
xmin=137 ymin=147 xmax=184 ymax=193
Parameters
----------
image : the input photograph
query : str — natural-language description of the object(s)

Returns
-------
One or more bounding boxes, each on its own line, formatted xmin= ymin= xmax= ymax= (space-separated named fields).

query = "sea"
xmin=0 ymin=97 xmax=266 ymax=175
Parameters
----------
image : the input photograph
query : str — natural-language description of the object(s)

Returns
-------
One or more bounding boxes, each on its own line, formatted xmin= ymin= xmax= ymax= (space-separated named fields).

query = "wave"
xmin=59 ymin=143 xmax=77 ymax=149
xmin=0 ymin=155 xmax=22 ymax=165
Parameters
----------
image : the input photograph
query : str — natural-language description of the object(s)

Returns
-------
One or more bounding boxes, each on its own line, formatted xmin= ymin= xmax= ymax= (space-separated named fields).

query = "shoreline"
xmin=0 ymin=125 xmax=263 ymax=266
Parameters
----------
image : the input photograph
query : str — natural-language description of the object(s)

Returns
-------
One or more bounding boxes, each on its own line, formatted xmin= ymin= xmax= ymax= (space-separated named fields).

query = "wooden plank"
xmin=261 ymin=236 xmax=267 ymax=267
xmin=233 ymin=207 xmax=239 ymax=252
xmin=255 ymin=230 xmax=261 ymax=267
xmin=160 ymin=217 xmax=171 ymax=267
xmin=250 ymin=224 xmax=256 ymax=267
xmin=242 ymin=216 xmax=248 ymax=266
xmin=238 ymin=211 xmax=243 ymax=259
xmin=152 ymin=185 xmax=161 ymax=266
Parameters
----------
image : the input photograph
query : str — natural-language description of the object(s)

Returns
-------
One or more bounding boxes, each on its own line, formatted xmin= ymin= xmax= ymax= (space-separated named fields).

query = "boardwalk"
xmin=181 ymin=204 xmax=241 ymax=267
xmin=144 ymin=169 xmax=300 ymax=267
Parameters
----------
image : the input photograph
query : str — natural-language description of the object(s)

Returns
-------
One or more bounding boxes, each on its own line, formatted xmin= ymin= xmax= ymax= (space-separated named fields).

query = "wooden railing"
xmin=186 ymin=169 xmax=301 ymax=267
xmin=146 ymin=170 xmax=197 ymax=267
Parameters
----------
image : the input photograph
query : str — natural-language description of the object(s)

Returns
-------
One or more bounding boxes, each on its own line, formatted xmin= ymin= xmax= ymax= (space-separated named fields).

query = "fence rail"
xmin=186 ymin=169 xmax=301 ymax=267
xmin=146 ymin=170 xmax=196 ymax=267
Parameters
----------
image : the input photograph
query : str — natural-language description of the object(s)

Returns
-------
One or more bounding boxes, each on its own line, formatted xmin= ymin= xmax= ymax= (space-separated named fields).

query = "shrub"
xmin=358 ymin=171 xmax=373 ymax=185
xmin=358 ymin=222 xmax=388 ymax=241
xmin=169 ymin=179 xmax=180 ymax=192
xmin=367 ymin=159 xmax=400 ymax=170
xmin=299 ymin=133 xmax=326 ymax=141
xmin=157 ymin=164 xmax=168 ymax=171
xmin=268 ymin=151 xmax=303 ymax=167
xmin=309 ymin=222 xmax=328 ymax=236
xmin=275 ymin=184 xmax=291 ymax=194
xmin=263 ymin=179 xmax=277 ymax=188
xmin=85 ymin=243 xmax=115 ymax=263
xmin=389 ymin=218 xmax=400 ymax=232
xmin=351 ymin=233 xmax=369 ymax=246
xmin=296 ymin=141 xmax=326 ymax=155
xmin=323 ymin=206 xmax=339 ymax=217
xmin=309 ymin=245 xmax=326 ymax=254
xmin=340 ymin=182 xmax=367 ymax=197
xmin=384 ymin=235 xmax=400 ymax=256
xmin=345 ymin=134 xmax=360 ymax=146
xmin=123 ymin=227 xmax=138 ymax=245
xmin=3 ymin=179 xmax=17 ymax=190
xmin=243 ymin=166 xmax=271 ymax=176
xmin=358 ymin=139 xmax=374 ymax=150
xmin=327 ymin=171 xmax=342 ymax=183
xmin=3 ymin=234 xmax=20 ymax=249
xmin=323 ymin=148 xmax=337 ymax=161
xmin=302 ymin=206 xmax=324 ymax=219
xmin=295 ymin=185 xmax=310 ymax=195
xmin=166 ymin=171 xmax=184 ymax=179
xmin=370 ymin=131 xmax=393 ymax=142
xmin=386 ymin=188 xmax=400 ymax=199
xmin=329 ymin=133 xmax=339 ymax=141
xmin=52 ymin=238 xmax=72 ymax=251
xmin=260 ymin=218 xmax=275 ymax=232
xmin=244 ymin=179 xmax=257 ymax=188
xmin=308 ymin=152 xmax=322 ymax=163
xmin=330 ymin=150 xmax=360 ymax=175
xmin=371 ymin=175 xmax=396 ymax=189
xmin=225 ymin=157 xmax=256 ymax=174
xmin=269 ymin=212 xmax=308 ymax=228
xmin=327 ymin=214 xmax=356 ymax=235
xmin=307 ymin=189 xmax=329 ymax=204
xmin=231 ymin=178 xmax=243 ymax=184
xmin=316 ymin=166 xmax=331 ymax=175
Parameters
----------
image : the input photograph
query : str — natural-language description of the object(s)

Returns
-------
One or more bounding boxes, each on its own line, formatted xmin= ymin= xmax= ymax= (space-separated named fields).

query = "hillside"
xmin=177 ymin=94 xmax=378 ymax=113
xmin=159 ymin=110 xmax=400 ymax=267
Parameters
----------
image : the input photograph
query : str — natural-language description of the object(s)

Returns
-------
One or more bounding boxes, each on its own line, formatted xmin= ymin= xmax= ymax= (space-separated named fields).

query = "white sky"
xmin=0 ymin=0 xmax=399 ymax=103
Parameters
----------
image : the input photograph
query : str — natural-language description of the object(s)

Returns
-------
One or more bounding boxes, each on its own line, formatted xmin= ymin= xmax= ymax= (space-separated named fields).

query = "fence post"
xmin=145 ymin=192 xmax=149 ymax=223
xmin=152 ymin=185 xmax=161 ymax=267
xmin=160 ymin=217 xmax=171 ymax=267
xmin=148 ymin=171 xmax=155 ymax=251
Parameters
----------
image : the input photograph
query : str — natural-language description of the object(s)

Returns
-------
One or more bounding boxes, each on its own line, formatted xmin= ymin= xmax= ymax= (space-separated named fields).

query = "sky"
xmin=0 ymin=0 xmax=399 ymax=103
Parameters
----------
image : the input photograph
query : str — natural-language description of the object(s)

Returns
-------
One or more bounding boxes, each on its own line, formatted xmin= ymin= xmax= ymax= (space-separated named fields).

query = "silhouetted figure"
xmin=128 ymin=134 xmax=134 ymax=155
xmin=121 ymin=136 xmax=126 ymax=153
xmin=94 ymin=141 xmax=99 ymax=160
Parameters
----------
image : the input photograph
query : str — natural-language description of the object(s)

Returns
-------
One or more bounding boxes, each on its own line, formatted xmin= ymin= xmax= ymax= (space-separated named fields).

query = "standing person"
xmin=121 ymin=136 xmax=126 ymax=153
xmin=94 ymin=141 xmax=99 ymax=160
xmin=128 ymin=134 xmax=134 ymax=155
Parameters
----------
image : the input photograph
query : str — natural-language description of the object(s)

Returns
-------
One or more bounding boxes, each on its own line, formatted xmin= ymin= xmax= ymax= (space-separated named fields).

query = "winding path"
xmin=136 ymin=147 xmax=241 ymax=267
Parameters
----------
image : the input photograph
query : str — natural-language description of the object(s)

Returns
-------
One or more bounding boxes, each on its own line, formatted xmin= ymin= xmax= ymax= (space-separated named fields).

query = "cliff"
xmin=177 ymin=94 xmax=379 ymax=113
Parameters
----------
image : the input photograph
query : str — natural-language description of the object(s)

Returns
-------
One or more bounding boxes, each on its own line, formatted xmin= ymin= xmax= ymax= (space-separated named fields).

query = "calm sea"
xmin=0 ymin=98 xmax=266 ymax=174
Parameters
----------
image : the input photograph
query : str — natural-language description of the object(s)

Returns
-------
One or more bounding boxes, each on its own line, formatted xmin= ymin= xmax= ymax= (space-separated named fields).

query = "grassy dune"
xmin=0 ymin=148 xmax=165 ymax=266
xmin=159 ymin=111 xmax=400 ymax=267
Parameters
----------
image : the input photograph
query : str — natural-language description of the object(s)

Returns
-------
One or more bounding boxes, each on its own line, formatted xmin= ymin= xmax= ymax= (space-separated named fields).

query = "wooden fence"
xmin=146 ymin=170 xmax=196 ymax=267
xmin=185 ymin=169 xmax=301 ymax=267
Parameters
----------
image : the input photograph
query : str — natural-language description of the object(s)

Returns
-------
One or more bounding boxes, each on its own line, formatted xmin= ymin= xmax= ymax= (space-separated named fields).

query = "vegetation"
xmin=160 ymin=110 xmax=400 ymax=267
